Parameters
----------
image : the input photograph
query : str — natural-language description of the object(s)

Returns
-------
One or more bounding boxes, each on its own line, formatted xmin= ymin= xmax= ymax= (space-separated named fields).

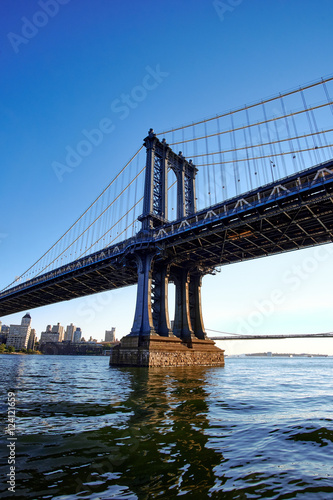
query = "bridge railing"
xmin=152 ymin=158 xmax=333 ymax=241
xmin=157 ymin=75 xmax=333 ymax=212
xmin=2 ymin=158 xmax=333 ymax=300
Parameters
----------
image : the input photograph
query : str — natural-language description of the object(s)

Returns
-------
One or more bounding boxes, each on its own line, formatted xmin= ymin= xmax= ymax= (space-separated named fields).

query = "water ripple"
xmin=0 ymin=355 xmax=332 ymax=499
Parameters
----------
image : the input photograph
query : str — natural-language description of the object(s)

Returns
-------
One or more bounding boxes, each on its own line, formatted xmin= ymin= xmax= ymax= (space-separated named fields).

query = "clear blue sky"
xmin=1 ymin=0 xmax=333 ymax=354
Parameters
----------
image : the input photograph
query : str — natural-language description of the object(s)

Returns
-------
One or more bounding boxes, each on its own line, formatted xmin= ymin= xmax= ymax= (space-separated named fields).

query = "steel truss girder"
xmin=1 ymin=158 xmax=333 ymax=318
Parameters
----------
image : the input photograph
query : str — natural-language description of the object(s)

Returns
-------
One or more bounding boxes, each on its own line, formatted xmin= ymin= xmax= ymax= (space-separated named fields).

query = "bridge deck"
xmin=1 ymin=159 xmax=333 ymax=317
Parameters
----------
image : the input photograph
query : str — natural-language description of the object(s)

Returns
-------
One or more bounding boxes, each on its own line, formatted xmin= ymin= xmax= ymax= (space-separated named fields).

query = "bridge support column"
xmin=110 ymin=256 xmax=224 ymax=367
xmin=130 ymin=252 xmax=156 ymax=337
xmin=173 ymin=267 xmax=207 ymax=341
xmin=189 ymin=272 xmax=207 ymax=340
xmin=109 ymin=129 xmax=224 ymax=367
xmin=151 ymin=264 xmax=173 ymax=337
xmin=173 ymin=268 xmax=193 ymax=341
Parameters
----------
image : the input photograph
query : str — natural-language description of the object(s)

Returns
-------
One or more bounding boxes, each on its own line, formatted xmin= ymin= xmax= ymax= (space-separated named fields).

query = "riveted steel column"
xmin=141 ymin=129 xmax=156 ymax=230
xmin=151 ymin=264 xmax=173 ymax=336
xmin=130 ymin=252 xmax=156 ymax=337
xmin=160 ymin=139 xmax=169 ymax=221
xmin=176 ymin=155 xmax=197 ymax=219
xmin=173 ymin=268 xmax=193 ymax=341
xmin=177 ymin=153 xmax=186 ymax=219
xmin=186 ymin=160 xmax=197 ymax=215
xmin=189 ymin=272 xmax=207 ymax=339
xmin=140 ymin=130 xmax=169 ymax=230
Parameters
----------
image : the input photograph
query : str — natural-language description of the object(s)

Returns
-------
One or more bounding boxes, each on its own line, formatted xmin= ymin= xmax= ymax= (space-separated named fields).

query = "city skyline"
xmin=1 ymin=1 xmax=333 ymax=354
xmin=1 ymin=311 xmax=116 ymax=345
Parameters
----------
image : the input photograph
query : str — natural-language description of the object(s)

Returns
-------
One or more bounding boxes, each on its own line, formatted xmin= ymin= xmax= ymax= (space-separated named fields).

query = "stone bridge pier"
xmin=110 ymin=130 xmax=224 ymax=367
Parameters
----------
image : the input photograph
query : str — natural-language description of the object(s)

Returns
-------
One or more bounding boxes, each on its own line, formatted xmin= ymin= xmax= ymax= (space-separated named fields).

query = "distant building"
xmin=73 ymin=327 xmax=82 ymax=343
xmin=0 ymin=323 xmax=9 ymax=344
xmin=28 ymin=329 xmax=37 ymax=350
xmin=1 ymin=325 xmax=10 ymax=334
xmin=105 ymin=327 xmax=116 ymax=343
xmin=40 ymin=323 xmax=64 ymax=344
xmin=65 ymin=323 xmax=76 ymax=342
xmin=52 ymin=323 xmax=64 ymax=341
xmin=6 ymin=313 xmax=32 ymax=350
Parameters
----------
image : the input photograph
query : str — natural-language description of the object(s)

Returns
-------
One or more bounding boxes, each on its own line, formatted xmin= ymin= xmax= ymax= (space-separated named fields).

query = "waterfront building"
xmin=88 ymin=336 xmax=98 ymax=343
xmin=0 ymin=323 xmax=9 ymax=344
xmin=65 ymin=323 xmax=76 ymax=342
xmin=6 ymin=313 xmax=32 ymax=350
xmin=40 ymin=323 xmax=64 ymax=344
xmin=28 ymin=329 xmax=37 ymax=350
xmin=52 ymin=323 xmax=64 ymax=341
xmin=73 ymin=327 xmax=82 ymax=343
xmin=105 ymin=327 xmax=116 ymax=342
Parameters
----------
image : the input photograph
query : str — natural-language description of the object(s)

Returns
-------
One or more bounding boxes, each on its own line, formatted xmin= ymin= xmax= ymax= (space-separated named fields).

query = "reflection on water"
xmin=0 ymin=355 xmax=332 ymax=499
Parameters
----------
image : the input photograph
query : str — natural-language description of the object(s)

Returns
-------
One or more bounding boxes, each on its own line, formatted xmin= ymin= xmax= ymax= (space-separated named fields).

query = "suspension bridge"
xmin=1 ymin=76 xmax=333 ymax=365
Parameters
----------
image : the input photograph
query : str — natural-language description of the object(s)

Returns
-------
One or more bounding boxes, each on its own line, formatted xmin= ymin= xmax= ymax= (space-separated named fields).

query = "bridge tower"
xmin=110 ymin=130 xmax=224 ymax=367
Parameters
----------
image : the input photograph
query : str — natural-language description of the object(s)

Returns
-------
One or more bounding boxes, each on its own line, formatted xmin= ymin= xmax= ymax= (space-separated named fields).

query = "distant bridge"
xmin=209 ymin=333 xmax=333 ymax=341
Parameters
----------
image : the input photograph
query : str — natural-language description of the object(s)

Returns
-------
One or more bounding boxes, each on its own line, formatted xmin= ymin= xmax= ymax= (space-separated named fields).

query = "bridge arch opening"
xmin=167 ymin=281 xmax=175 ymax=330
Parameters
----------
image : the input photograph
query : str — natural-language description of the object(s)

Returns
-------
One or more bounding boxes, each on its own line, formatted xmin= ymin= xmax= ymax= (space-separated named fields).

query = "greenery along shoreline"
xmin=0 ymin=344 xmax=41 ymax=355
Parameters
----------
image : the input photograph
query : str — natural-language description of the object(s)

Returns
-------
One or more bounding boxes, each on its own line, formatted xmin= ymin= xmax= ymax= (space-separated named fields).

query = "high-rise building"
xmin=40 ymin=323 xmax=64 ymax=344
xmin=65 ymin=323 xmax=76 ymax=342
xmin=28 ymin=329 xmax=37 ymax=350
xmin=73 ymin=327 xmax=82 ymax=343
xmin=6 ymin=313 xmax=32 ymax=350
xmin=105 ymin=327 xmax=116 ymax=342
xmin=0 ymin=324 xmax=9 ymax=344
xmin=52 ymin=323 xmax=64 ymax=341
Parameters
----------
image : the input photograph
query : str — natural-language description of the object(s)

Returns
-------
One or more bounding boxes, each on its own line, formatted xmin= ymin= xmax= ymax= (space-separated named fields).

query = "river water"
xmin=0 ymin=354 xmax=332 ymax=499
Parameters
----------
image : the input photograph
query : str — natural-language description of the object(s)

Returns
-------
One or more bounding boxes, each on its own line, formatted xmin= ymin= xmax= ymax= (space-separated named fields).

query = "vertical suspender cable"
xmin=262 ymin=102 xmax=276 ymax=183
xmin=217 ymin=117 xmax=227 ymax=201
xmin=245 ymin=107 xmax=257 ymax=190
xmin=257 ymin=122 xmax=267 ymax=186
xmin=273 ymin=118 xmax=287 ymax=178
xmin=204 ymin=122 xmax=211 ymax=206
xmin=230 ymin=113 xmax=239 ymax=196
xmin=280 ymin=94 xmax=299 ymax=174
xmin=300 ymin=90 xmax=321 ymax=164
xmin=290 ymin=114 xmax=306 ymax=172
xmin=321 ymin=80 xmax=333 ymax=159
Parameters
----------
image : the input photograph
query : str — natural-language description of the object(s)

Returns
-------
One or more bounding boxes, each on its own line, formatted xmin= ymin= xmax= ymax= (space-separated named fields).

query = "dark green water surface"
xmin=0 ymin=355 xmax=332 ymax=499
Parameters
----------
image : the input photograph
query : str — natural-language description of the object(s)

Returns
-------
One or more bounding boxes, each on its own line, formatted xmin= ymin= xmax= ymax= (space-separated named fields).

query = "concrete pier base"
xmin=109 ymin=335 xmax=225 ymax=367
